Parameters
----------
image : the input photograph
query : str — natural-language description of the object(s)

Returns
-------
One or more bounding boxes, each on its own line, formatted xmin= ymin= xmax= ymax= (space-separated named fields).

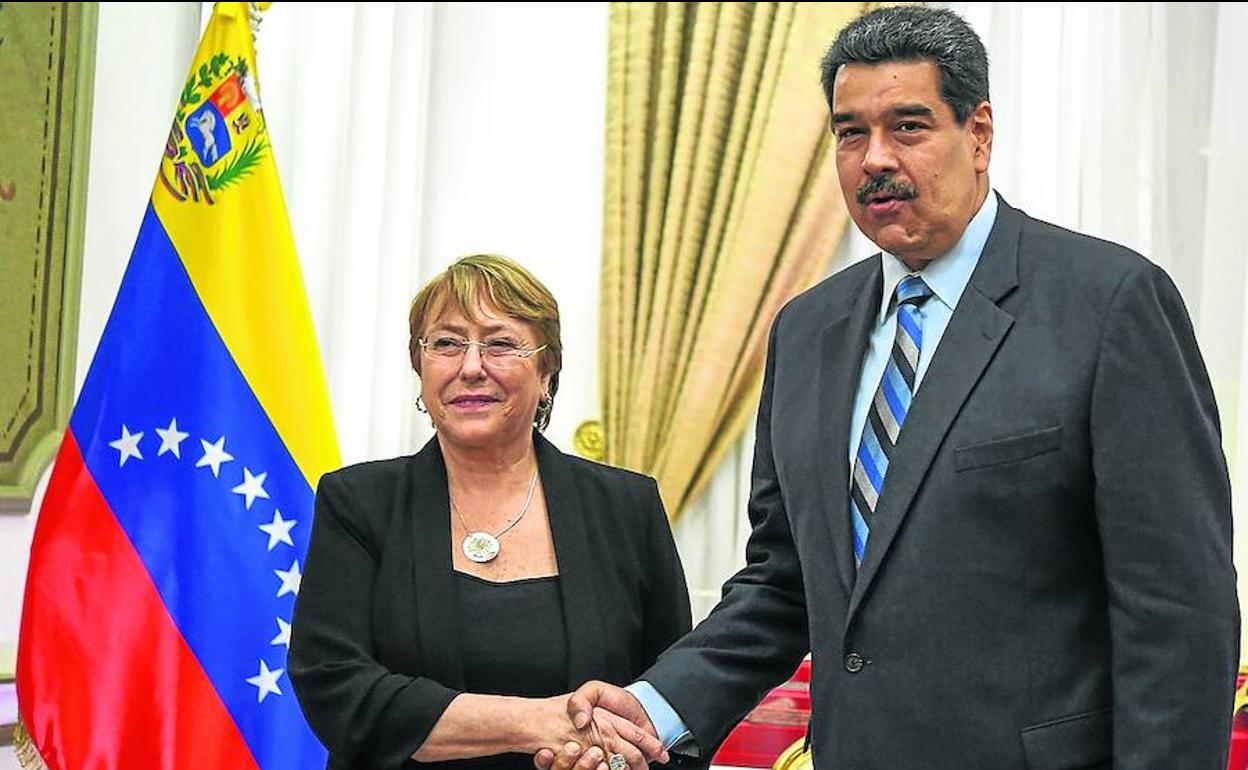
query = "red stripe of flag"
xmin=17 ymin=432 xmax=260 ymax=770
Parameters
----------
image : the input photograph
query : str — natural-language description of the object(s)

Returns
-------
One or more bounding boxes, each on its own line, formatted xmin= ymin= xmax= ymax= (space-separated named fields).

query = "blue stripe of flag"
xmin=70 ymin=204 xmax=327 ymax=770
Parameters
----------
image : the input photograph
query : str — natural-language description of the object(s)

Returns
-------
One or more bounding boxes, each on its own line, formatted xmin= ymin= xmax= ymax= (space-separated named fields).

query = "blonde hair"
xmin=408 ymin=254 xmax=562 ymax=430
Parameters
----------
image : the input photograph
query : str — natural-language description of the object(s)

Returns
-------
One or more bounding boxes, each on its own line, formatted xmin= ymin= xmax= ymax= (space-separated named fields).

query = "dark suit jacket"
xmin=643 ymin=196 xmax=1240 ymax=769
xmin=289 ymin=432 xmax=694 ymax=770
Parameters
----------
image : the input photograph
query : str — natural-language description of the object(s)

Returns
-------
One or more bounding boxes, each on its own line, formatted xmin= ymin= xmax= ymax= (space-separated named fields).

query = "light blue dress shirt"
xmin=629 ymin=192 xmax=1000 ymax=752
xmin=626 ymin=681 xmax=692 ymax=750
xmin=847 ymin=191 xmax=997 ymax=472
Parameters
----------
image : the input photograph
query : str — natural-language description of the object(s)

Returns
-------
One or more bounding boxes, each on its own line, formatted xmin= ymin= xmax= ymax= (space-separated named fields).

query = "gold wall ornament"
xmin=573 ymin=419 xmax=605 ymax=461
xmin=0 ymin=2 xmax=97 ymax=503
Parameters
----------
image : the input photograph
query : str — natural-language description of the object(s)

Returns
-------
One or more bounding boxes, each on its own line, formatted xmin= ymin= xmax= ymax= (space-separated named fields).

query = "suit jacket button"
xmin=844 ymin=652 xmax=865 ymax=673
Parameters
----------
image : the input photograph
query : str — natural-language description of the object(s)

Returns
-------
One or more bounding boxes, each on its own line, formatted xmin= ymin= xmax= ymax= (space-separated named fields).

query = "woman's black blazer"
xmin=289 ymin=432 xmax=694 ymax=770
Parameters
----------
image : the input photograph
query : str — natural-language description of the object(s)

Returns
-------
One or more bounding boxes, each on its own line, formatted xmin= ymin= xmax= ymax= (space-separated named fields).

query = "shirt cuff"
xmin=626 ymin=680 xmax=692 ymax=751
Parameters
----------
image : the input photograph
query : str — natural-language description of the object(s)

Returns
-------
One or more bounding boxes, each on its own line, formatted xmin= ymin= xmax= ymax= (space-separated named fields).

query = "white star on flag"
xmin=108 ymin=425 xmax=144 ymax=467
xmin=275 ymin=560 xmax=302 ymax=598
xmin=196 ymin=436 xmax=234 ymax=477
xmin=155 ymin=417 xmax=189 ymax=458
xmin=245 ymin=659 xmax=284 ymax=703
xmin=232 ymin=467 xmax=270 ymax=510
xmin=258 ymin=509 xmax=296 ymax=551
xmin=271 ymin=617 xmax=291 ymax=648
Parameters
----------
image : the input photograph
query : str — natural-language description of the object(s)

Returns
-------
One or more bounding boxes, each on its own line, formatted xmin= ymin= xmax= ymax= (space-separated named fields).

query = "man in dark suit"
xmin=537 ymin=6 xmax=1240 ymax=769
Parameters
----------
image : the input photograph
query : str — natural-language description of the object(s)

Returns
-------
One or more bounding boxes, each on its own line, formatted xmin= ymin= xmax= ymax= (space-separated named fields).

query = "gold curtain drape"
xmin=601 ymin=2 xmax=866 ymax=517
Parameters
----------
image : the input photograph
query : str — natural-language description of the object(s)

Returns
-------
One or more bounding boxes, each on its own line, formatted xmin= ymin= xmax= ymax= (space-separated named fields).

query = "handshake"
xmin=531 ymin=681 xmax=671 ymax=770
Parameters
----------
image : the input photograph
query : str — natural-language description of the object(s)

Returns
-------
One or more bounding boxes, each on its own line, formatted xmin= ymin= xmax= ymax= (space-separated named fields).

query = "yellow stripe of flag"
xmin=150 ymin=2 xmax=339 ymax=488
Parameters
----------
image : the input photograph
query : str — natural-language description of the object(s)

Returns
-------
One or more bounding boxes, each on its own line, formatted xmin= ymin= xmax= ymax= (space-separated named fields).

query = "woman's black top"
xmin=438 ymin=571 xmax=568 ymax=770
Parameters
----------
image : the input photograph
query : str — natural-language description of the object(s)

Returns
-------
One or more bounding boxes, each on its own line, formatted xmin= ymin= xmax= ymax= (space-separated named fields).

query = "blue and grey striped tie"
xmin=850 ymin=274 xmax=933 ymax=566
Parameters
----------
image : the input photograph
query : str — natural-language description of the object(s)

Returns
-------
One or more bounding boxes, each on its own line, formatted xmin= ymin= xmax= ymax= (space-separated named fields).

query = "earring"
xmin=535 ymin=393 xmax=552 ymax=431
xmin=415 ymin=394 xmax=428 ymax=413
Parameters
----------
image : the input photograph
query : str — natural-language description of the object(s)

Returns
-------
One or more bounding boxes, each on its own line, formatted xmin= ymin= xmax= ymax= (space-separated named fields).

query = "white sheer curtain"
xmin=673 ymin=423 xmax=755 ymax=622
xmin=679 ymin=2 xmax=1248 ymax=631
xmin=250 ymin=2 xmax=436 ymax=466
xmin=250 ymin=2 xmax=610 ymax=465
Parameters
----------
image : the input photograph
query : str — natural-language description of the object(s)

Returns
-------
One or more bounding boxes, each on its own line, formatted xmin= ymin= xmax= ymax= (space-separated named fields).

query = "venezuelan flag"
xmin=16 ymin=4 xmax=338 ymax=769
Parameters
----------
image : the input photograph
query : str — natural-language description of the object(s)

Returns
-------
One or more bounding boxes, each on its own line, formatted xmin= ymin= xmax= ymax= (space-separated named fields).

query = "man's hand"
xmin=533 ymin=682 xmax=668 ymax=770
xmin=567 ymin=681 xmax=654 ymax=734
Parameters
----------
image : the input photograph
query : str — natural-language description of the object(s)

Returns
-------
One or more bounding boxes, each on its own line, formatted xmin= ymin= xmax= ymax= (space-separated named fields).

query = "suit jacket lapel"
xmin=536 ymin=433 xmax=610 ymax=689
xmin=848 ymin=196 xmax=1023 ymax=620
xmin=817 ymin=262 xmax=882 ymax=596
xmin=409 ymin=438 xmax=467 ymax=689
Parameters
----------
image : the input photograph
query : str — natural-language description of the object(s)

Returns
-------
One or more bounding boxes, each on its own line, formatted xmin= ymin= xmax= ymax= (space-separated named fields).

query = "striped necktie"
xmin=850 ymin=274 xmax=933 ymax=566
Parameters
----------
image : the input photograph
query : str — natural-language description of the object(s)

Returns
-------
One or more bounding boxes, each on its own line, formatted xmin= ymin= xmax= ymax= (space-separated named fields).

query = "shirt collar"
xmin=877 ymin=191 xmax=999 ymax=324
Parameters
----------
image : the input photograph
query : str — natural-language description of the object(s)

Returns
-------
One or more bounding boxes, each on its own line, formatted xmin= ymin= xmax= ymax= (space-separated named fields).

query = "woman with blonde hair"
xmin=290 ymin=255 xmax=693 ymax=770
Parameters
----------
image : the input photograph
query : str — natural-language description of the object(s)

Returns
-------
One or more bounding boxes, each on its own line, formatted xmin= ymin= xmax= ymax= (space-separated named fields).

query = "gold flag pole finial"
xmin=247 ymin=3 xmax=272 ymax=43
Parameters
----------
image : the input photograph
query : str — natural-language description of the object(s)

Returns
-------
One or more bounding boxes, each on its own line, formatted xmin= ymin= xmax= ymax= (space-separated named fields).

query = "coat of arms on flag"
xmin=161 ymin=46 xmax=269 ymax=203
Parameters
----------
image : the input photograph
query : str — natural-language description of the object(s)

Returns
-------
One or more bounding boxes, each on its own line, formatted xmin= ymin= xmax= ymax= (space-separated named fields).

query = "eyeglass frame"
xmin=416 ymin=335 xmax=548 ymax=367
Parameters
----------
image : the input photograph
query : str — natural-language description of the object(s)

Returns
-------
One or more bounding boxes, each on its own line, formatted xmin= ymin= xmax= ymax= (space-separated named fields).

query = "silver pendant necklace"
xmin=452 ymin=468 xmax=540 ymax=563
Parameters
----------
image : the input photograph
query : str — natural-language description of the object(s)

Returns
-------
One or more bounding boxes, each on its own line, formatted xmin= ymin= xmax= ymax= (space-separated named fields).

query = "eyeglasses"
xmin=418 ymin=336 xmax=547 ymax=369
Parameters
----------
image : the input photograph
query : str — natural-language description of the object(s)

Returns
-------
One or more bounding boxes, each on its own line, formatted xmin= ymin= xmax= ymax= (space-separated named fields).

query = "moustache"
xmin=856 ymin=176 xmax=917 ymax=205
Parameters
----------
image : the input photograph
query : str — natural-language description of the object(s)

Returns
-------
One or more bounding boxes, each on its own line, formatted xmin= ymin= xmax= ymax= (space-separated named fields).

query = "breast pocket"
xmin=954 ymin=424 xmax=1063 ymax=472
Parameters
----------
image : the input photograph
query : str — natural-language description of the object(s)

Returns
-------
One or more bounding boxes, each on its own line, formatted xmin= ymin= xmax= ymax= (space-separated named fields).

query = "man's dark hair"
xmin=820 ymin=6 xmax=989 ymax=123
